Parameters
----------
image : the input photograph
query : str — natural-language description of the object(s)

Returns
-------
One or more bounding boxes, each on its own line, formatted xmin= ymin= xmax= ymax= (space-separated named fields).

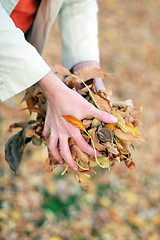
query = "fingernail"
xmin=97 ymin=151 xmax=102 ymax=157
xmin=73 ymin=167 xmax=78 ymax=171
xmin=59 ymin=160 xmax=64 ymax=164
xmin=110 ymin=115 xmax=118 ymax=123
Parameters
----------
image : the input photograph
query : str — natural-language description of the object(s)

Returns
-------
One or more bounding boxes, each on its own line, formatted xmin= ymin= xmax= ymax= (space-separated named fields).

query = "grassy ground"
xmin=0 ymin=0 xmax=160 ymax=239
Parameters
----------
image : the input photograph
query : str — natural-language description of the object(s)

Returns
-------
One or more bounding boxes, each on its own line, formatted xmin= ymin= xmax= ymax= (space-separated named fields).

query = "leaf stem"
xmin=85 ymin=130 xmax=106 ymax=168
xmin=72 ymin=74 xmax=100 ymax=109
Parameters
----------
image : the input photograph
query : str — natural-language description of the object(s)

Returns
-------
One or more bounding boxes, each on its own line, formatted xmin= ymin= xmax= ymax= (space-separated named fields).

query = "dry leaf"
xmin=82 ymin=119 xmax=92 ymax=129
xmin=62 ymin=115 xmax=86 ymax=132
xmin=75 ymin=172 xmax=90 ymax=190
xmin=88 ymin=128 xmax=106 ymax=151
xmin=125 ymin=124 xmax=141 ymax=135
xmin=114 ymin=128 xmax=136 ymax=141
xmin=90 ymin=90 xmax=111 ymax=113
xmin=74 ymin=67 xmax=107 ymax=81
xmin=44 ymin=156 xmax=53 ymax=172
xmin=79 ymin=168 xmax=97 ymax=174
xmin=21 ymin=107 xmax=45 ymax=115
xmin=71 ymin=145 xmax=89 ymax=163
xmin=53 ymin=64 xmax=71 ymax=76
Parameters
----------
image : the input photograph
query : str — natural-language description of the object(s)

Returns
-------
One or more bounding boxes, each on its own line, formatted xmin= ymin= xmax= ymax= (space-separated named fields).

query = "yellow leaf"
xmin=104 ymin=123 xmax=115 ymax=131
xmin=11 ymin=210 xmax=21 ymax=220
xmin=62 ymin=115 xmax=86 ymax=132
xmin=112 ymin=110 xmax=128 ymax=132
xmin=114 ymin=128 xmax=136 ymax=141
xmin=49 ymin=237 xmax=63 ymax=240
xmin=152 ymin=215 xmax=160 ymax=225
xmin=126 ymin=124 xmax=141 ymax=135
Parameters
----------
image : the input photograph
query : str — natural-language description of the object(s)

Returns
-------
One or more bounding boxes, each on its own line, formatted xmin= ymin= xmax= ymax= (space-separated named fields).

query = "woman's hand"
xmin=38 ymin=71 xmax=117 ymax=171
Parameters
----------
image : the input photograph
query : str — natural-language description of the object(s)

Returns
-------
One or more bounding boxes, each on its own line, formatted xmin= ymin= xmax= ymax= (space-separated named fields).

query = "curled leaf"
xmin=62 ymin=115 xmax=86 ymax=132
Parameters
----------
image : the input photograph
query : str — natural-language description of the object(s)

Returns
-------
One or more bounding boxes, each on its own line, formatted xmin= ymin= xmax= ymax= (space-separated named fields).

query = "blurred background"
xmin=0 ymin=0 xmax=160 ymax=239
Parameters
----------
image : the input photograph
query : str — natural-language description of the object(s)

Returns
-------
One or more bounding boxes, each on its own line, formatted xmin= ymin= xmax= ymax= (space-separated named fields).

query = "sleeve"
xmin=0 ymin=3 xmax=51 ymax=102
xmin=58 ymin=0 xmax=100 ymax=70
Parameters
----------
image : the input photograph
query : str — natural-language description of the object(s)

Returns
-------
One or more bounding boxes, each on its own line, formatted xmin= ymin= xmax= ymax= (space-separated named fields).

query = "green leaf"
xmin=97 ymin=156 xmax=110 ymax=170
xmin=5 ymin=130 xmax=26 ymax=172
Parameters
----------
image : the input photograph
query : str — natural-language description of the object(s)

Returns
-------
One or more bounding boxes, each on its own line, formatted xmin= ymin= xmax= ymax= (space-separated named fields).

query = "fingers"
xmin=89 ymin=105 xmax=118 ymax=124
xmin=68 ymin=126 xmax=102 ymax=157
xmin=43 ymin=115 xmax=50 ymax=138
xmin=59 ymin=137 xmax=78 ymax=171
xmin=48 ymin=133 xmax=64 ymax=164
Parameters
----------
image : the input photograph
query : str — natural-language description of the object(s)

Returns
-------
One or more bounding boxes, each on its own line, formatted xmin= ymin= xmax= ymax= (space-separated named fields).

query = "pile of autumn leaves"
xmin=5 ymin=66 xmax=144 ymax=189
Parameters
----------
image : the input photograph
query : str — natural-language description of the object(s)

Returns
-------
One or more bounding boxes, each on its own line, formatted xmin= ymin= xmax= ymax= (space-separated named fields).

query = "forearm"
xmin=59 ymin=0 xmax=99 ymax=70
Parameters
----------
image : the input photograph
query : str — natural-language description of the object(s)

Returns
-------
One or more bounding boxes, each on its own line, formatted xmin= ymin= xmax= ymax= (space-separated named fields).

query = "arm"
xmin=0 ymin=3 xmax=50 ymax=102
xmin=59 ymin=0 xmax=105 ymax=91
xmin=59 ymin=0 xmax=99 ymax=70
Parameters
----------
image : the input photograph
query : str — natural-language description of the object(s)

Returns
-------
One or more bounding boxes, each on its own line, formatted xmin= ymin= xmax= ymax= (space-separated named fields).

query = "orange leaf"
xmin=61 ymin=115 xmax=86 ymax=132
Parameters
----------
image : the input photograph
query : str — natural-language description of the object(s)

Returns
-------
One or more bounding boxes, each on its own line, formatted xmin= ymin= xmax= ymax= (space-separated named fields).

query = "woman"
xmin=0 ymin=0 xmax=117 ymax=170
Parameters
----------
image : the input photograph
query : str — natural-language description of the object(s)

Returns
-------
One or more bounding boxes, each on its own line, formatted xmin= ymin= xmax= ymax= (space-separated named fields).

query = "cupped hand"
xmin=38 ymin=71 xmax=117 ymax=171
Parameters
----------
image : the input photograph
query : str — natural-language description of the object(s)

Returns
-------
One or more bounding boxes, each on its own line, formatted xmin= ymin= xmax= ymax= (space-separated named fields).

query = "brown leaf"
xmin=79 ymin=168 xmax=97 ymax=174
xmin=21 ymin=107 xmax=45 ymax=115
xmin=64 ymin=67 xmax=107 ymax=87
xmin=125 ymin=160 xmax=135 ymax=170
xmin=21 ymin=86 xmax=36 ymax=102
xmin=74 ymin=67 xmax=107 ymax=82
xmin=44 ymin=153 xmax=60 ymax=172
xmin=44 ymin=156 xmax=53 ymax=172
xmin=53 ymin=64 xmax=71 ymax=76
xmin=90 ymin=90 xmax=111 ymax=113
xmin=62 ymin=115 xmax=86 ymax=132
xmin=71 ymin=145 xmax=89 ymax=163
xmin=97 ymin=88 xmax=112 ymax=99
xmin=69 ymin=137 xmax=76 ymax=146
xmin=25 ymin=128 xmax=40 ymax=139
xmin=104 ymin=142 xmax=119 ymax=156
xmin=88 ymin=128 xmax=106 ymax=151
xmin=75 ymin=172 xmax=89 ymax=190
xmin=82 ymin=119 xmax=92 ymax=129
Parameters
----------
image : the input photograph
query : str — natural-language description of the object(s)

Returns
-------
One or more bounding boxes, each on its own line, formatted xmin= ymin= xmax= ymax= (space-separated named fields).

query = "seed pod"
xmin=96 ymin=127 xmax=114 ymax=142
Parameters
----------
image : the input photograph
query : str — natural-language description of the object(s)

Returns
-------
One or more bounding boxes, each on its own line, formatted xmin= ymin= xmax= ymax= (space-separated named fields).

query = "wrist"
xmin=73 ymin=61 xmax=100 ymax=73
xmin=37 ymin=71 xmax=67 ymax=99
